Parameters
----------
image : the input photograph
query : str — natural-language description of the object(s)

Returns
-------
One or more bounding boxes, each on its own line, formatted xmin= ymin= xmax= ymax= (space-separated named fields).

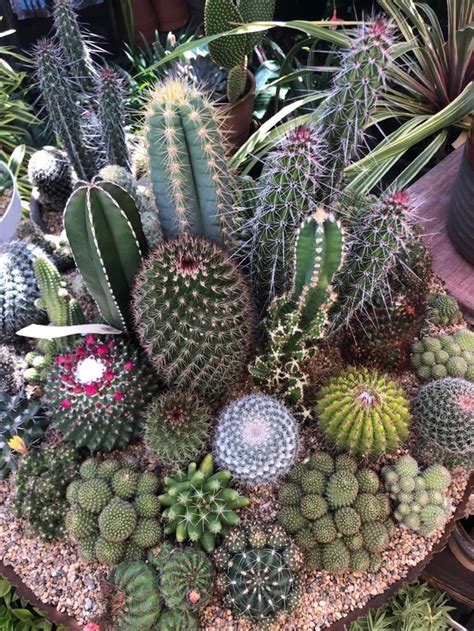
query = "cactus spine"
xmin=98 ymin=69 xmax=130 ymax=170
xmin=64 ymin=181 xmax=148 ymax=330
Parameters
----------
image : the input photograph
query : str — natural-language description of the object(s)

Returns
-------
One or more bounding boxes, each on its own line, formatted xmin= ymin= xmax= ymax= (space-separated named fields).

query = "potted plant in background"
xmin=0 ymin=160 xmax=22 ymax=243
xmin=152 ymin=0 xmax=190 ymax=32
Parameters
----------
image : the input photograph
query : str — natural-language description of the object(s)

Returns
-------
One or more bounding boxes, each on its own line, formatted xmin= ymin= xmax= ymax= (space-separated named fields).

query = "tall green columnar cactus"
xmin=146 ymin=79 xmax=236 ymax=244
xmin=64 ymin=181 xmax=148 ymax=330
xmin=98 ymin=69 xmax=130 ymax=170
xmin=205 ymin=0 xmax=276 ymax=103
xmin=34 ymin=39 xmax=99 ymax=181
xmin=250 ymin=211 xmax=344 ymax=416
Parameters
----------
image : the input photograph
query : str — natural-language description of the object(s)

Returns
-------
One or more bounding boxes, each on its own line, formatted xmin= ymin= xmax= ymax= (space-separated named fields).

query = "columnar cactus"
xmin=0 ymin=241 xmax=47 ymax=341
xmin=28 ymin=147 xmax=74 ymax=211
xmin=158 ymin=455 xmax=250 ymax=552
xmin=213 ymin=394 xmax=299 ymax=485
xmin=44 ymin=335 xmax=158 ymax=452
xmin=205 ymin=0 xmax=275 ymax=103
xmin=145 ymin=78 xmax=237 ymax=244
xmin=411 ymin=330 xmax=474 ymax=381
xmin=132 ymin=235 xmax=253 ymax=397
xmin=316 ymin=367 xmax=411 ymax=457
xmin=64 ymin=181 xmax=148 ymax=330
xmin=97 ymin=68 xmax=130 ymax=170
xmin=413 ymin=378 xmax=474 ymax=458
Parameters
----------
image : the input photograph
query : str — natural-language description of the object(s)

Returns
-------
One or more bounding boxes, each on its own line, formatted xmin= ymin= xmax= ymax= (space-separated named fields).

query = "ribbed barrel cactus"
xmin=28 ymin=147 xmax=73 ymax=211
xmin=132 ymin=235 xmax=253 ymax=398
xmin=316 ymin=367 xmax=411 ymax=457
xmin=213 ymin=394 xmax=299 ymax=485
xmin=411 ymin=330 xmax=474 ymax=381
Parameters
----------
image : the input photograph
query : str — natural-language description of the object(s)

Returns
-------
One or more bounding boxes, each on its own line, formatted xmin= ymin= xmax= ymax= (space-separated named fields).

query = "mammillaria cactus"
xmin=44 ymin=335 xmax=158 ymax=452
xmin=145 ymin=78 xmax=237 ymax=243
xmin=279 ymin=453 xmax=392 ymax=572
xmin=428 ymin=293 xmax=463 ymax=326
xmin=132 ymin=235 xmax=253 ymax=397
xmin=214 ymin=522 xmax=302 ymax=626
xmin=316 ymin=367 xmax=411 ymax=457
xmin=28 ymin=147 xmax=74 ymax=211
xmin=158 ymin=455 xmax=249 ymax=552
xmin=144 ymin=391 xmax=211 ymax=466
xmin=413 ymin=378 xmax=474 ymax=458
xmin=13 ymin=444 xmax=80 ymax=541
xmin=66 ymin=456 xmax=162 ymax=564
xmin=382 ymin=456 xmax=451 ymax=536
xmin=213 ymin=394 xmax=299 ymax=485
xmin=0 ymin=391 xmax=49 ymax=479
xmin=97 ymin=68 xmax=130 ymax=170
xmin=411 ymin=330 xmax=474 ymax=381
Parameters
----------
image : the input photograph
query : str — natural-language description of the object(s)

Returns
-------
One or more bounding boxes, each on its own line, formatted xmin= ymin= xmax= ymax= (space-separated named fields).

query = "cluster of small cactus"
xmin=28 ymin=147 xmax=74 ymax=211
xmin=144 ymin=391 xmax=211 ymax=466
xmin=44 ymin=335 xmax=157 ymax=452
xmin=15 ymin=220 xmax=74 ymax=272
xmin=213 ymin=394 xmax=299 ymax=485
xmin=382 ymin=456 xmax=451 ymax=536
xmin=214 ymin=522 xmax=302 ymax=626
xmin=411 ymin=330 xmax=474 ymax=381
xmin=279 ymin=453 xmax=393 ymax=572
xmin=66 ymin=456 xmax=162 ymax=564
xmin=13 ymin=444 xmax=80 ymax=541
xmin=0 ymin=391 xmax=49 ymax=479
xmin=158 ymin=455 xmax=249 ymax=552
xmin=316 ymin=367 xmax=412 ymax=457
xmin=413 ymin=378 xmax=474 ymax=459
xmin=132 ymin=235 xmax=253 ymax=398
xmin=428 ymin=293 xmax=463 ymax=326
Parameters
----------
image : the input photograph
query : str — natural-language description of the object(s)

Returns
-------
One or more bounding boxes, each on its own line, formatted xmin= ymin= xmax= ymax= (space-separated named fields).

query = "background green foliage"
xmin=0 ymin=577 xmax=67 ymax=631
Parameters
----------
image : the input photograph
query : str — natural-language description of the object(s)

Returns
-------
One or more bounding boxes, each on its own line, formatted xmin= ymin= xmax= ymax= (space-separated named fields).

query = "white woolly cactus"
xmin=213 ymin=394 xmax=299 ymax=486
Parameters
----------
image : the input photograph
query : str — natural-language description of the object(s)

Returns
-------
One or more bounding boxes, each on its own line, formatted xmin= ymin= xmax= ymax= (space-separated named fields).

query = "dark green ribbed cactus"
xmin=428 ymin=293 xmax=462 ymax=326
xmin=98 ymin=68 xmax=130 ymax=170
xmin=145 ymin=78 xmax=237 ymax=244
xmin=205 ymin=0 xmax=275 ymax=102
xmin=28 ymin=147 xmax=74 ymax=211
xmin=64 ymin=181 xmax=148 ymax=330
xmin=132 ymin=235 xmax=253 ymax=397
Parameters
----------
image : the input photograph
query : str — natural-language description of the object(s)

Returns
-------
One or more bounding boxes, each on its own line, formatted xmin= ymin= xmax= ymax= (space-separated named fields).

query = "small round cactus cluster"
xmin=66 ymin=456 xmax=162 ymax=565
xmin=428 ymin=293 xmax=462 ymax=326
xmin=279 ymin=453 xmax=393 ymax=573
xmin=411 ymin=330 xmax=474 ymax=381
xmin=44 ymin=335 xmax=158 ymax=452
xmin=382 ymin=455 xmax=451 ymax=536
xmin=213 ymin=394 xmax=299 ymax=486
xmin=13 ymin=444 xmax=80 ymax=541
xmin=413 ymin=378 xmax=474 ymax=458
xmin=214 ymin=522 xmax=302 ymax=626
xmin=316 ymin=367 xmax=411 ymax=457
xmin=144 ymin=391 xmax=211 ymax=466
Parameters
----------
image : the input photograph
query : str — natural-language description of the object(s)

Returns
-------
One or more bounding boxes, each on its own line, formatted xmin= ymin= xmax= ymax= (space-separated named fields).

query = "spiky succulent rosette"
xmin=44 ymin=335 xmax=158 ymax=452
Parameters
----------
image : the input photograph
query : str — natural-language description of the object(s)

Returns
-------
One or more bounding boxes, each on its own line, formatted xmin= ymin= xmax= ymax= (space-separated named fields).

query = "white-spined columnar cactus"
xmin=213 ymin=394 xmax=299 ymax=485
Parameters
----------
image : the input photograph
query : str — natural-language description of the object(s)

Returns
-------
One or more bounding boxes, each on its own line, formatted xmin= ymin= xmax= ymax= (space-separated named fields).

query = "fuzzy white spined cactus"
xmin=213 ymin=394 xmax=299 ymax=486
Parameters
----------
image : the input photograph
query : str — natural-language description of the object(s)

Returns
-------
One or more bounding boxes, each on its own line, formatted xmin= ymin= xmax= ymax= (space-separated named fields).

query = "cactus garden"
xmin=0 ymin=1 xmax=473 ymax=629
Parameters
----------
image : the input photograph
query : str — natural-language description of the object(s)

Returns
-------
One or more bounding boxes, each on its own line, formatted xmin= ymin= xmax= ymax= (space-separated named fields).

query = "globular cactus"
xmin=132 ymin=235 xmax=253 ymax=398
xmin=145 ymin=78 xmax=237 ymax=244
xmin=156 ymin=610 xmax=198 ymax=631
xmin=66 ymin=456 xmax=162 ymax=565
xmin=428 ymin=293 xmax=463 ymax=326
xmin=411 ymin=330 xmax=474 ymax=381
xmin=28 ymin=147 xmax=74 ymax=211
xmin=97 ymin=69 xmax=130 ymax=170
xmin=413 ymin=378 xmax=474 ymax=458
xmin=15 ymin=219 xmax=74 ymax=272
xmin=158 ymin=455 xmax=250 ymax=552
xmin=0 ymin=346 xmax=22 ymax=394
xmin=144 ymin=391 xmax=211 ymax=467
xmin=13 ymin=444 xmax=80 ymax=541
xmin=0 ymin=240 xmax=47 ymax=341
xmin=205 ymin=0 xmax=275 ymax=103
xmin=64 ymin=181 xmax=148 ymax=330
xmin=279 ymin=453 xmax=392 ymax=572
xmin=0 ymin=391 xmax=49 ymax=479
xmin=213 ymin=394 xmax=299 ymax=485
xmin=382 ymin=456 xmax=451 ymax=536
xmin=213 ymin=522 xmax=302 ymax=626
xmin=316 ymin=367 xmax=412 ymax=457
xmin=103 ymin=561 xmax=161 ymax=630
xmin=44 ymin=335 xmax=158 ymax=452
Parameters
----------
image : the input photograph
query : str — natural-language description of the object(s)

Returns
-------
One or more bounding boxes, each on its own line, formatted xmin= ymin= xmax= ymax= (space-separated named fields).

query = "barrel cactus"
xmin=28 ymin=147 xmax=74 ymax=211
xmin=411 ymin=330 xmax=474 ymax=381
xmin=213 ymin=394 xmax=299 ymax=485
xmin=132 ymin=235 xmax=253 ymax=398
xmin=44 ymin=335 xmax=158 ymax=452
xmin=316 ymin=367 xmax=412 ymax=457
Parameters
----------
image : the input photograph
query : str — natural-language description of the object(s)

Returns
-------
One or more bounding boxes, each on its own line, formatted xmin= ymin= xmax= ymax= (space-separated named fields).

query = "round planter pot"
xmin=152 ymin=0 xmax=190 ymax=31
xmin=131 ymin=0 xmax=159 ymax=44
xmin=0 ymin=162 xmax=22 ymax=244
xmin=447 ymin=120 xmax=474 ymax=265
xmin=216 ymin=70 xmax=256 ymax=154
